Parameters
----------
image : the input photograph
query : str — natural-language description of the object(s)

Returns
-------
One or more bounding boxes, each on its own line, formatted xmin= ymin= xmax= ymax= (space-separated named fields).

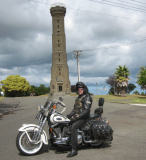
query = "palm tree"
xmin=115 ymin=65 xmax=130 ymax=96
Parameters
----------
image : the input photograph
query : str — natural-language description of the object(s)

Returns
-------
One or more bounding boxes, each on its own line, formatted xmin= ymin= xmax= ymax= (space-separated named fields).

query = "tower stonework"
xmin=50 ymin=5 xmax=71 ymax=95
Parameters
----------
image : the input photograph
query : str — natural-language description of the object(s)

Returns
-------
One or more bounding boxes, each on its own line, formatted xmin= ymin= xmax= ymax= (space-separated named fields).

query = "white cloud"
xmin=0 ymin=0 xmax=146 ymax=94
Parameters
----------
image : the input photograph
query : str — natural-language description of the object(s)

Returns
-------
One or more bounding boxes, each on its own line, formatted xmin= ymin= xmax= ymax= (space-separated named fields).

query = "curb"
xmin=130 ymin=104 xmax=146 ymax=106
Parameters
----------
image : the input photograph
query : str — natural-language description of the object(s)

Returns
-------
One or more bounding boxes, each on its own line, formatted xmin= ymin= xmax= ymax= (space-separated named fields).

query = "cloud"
xmin=0 ymin=0 xmax=146 ymax=94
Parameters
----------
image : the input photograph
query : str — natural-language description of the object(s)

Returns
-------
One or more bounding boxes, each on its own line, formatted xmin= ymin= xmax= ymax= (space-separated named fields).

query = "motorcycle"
xmin=16 ymin=97 xmax=113 ymax=155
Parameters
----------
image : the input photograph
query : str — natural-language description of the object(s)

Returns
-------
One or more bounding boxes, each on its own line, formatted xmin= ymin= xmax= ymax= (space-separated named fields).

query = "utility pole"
xmin=96 ymin=82 xmax=98 ymax=94
xmin=73 ymin=50 xmax=82 ymax=82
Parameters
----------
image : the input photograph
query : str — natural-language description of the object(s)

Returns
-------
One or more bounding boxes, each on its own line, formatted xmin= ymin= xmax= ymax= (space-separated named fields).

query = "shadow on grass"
xmin=138 ymin=96 xmax=146 ymax=99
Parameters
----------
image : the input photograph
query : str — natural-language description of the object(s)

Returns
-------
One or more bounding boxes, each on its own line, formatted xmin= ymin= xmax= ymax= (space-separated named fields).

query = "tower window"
xmin=57 ymin=20 xmax=60 ymax=23
xmin=59 ymin=58 xmax=60 ymax=62
xmin=58 ymin=40 xmax=60 ymax=47
xmin=58 ymin=85 xmax=62 ymax=92
xmin=57 ymin=25 xmax=60 ymax=33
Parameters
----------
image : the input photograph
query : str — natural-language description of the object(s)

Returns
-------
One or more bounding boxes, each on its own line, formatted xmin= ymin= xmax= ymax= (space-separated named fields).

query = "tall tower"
xmin=50 ymin=4 xmax=71 ymax=95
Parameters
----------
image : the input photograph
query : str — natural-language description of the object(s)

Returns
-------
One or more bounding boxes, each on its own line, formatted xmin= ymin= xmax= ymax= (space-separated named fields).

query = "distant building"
xmin=50 ymin=4 xmax=71 ymax=95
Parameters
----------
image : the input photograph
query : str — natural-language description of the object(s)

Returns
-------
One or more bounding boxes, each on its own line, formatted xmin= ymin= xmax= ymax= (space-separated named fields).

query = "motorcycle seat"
xmin=89 ymin=113 xmax=99 ymax=119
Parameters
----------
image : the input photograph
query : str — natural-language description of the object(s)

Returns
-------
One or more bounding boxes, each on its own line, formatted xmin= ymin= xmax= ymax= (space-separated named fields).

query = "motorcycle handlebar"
xmin=57 ymin=101 xmax=66 ymax=107
xmin=54 ymin=99 xmax=66 ymax=113
xmin=43 ymin=97 xmax=66 ymax=113
xmin=44 ymin=101 xmax=50 ymax=108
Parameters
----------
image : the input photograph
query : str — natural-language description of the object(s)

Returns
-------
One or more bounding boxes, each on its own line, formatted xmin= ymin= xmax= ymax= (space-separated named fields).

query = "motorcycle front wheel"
xmin=16 ymin=131 xmax=43 ymax=155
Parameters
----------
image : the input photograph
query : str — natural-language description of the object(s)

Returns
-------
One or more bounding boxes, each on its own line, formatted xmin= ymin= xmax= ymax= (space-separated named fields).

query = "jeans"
xmin=70 ymin=119 xmax=85 ymax=150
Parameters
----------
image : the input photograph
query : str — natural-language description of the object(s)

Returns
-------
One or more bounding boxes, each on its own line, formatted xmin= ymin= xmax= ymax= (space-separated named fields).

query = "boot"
xmin=67 ymin=149 xmax=78 ymax=157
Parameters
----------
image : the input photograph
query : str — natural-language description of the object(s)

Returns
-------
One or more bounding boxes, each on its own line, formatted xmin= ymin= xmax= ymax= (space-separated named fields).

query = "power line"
xmin=69 ymin=6 xmax=146 ymax=23
xmin=84 ymin=37 xmax=146 ymax=51
xmin=118 ymin=0 xmax=146 ymax=9
xmin=129 ymin=0 xmax=146 ymax=6
xmin=28 ymin=0 xmax=146 ymax=23
xmin=89 ymin=0 xmax=146 ymax=13
xmin=31 ymin=0 xmax=146 ymax=13
xmin=68 ymin=37 xmax=146 ymax=53
xmin=90 ymin=0 xmax=146 ymax=13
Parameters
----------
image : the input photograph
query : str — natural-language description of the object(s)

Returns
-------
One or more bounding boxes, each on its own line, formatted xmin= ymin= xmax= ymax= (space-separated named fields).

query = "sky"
xmin=0 ymin=0 xmax=146 ymax=94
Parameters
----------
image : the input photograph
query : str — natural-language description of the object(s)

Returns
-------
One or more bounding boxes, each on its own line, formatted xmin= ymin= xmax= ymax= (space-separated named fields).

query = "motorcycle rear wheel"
xmin=16 ymin=131 xmax=43 ymax=155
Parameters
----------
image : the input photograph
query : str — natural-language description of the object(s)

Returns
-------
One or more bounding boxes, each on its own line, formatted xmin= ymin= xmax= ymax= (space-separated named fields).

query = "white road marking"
xmin=130 ymin=104 xmax=146 ymax=106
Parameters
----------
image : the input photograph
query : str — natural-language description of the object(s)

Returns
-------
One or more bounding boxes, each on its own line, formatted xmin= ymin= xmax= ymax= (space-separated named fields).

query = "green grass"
xmin=93 ymin=95 xmax=146 ymax=104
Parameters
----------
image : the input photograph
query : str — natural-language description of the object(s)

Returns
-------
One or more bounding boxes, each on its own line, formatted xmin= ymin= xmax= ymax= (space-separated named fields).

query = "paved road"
xmin=0 ymin=95 xmax=146 ymax=160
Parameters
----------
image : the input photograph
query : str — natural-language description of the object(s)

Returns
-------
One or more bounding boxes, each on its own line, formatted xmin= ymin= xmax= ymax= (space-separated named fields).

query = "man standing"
xmin=67 ymin=82 xmax=92 ymax=157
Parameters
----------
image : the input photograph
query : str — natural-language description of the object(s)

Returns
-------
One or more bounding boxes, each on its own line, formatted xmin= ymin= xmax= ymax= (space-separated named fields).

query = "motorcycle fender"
xmin=18 ymin=124 xmax=48 ymax=145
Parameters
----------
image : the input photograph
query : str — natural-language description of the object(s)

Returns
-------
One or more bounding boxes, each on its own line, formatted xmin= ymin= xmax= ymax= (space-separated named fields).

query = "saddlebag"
xmin=91 ymin=119 xmax=113 ymax=141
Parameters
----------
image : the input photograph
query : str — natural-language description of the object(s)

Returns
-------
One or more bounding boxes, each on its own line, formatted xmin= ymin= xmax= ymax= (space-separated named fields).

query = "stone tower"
xmin=50 ymin=4 xmax=71 ymax=95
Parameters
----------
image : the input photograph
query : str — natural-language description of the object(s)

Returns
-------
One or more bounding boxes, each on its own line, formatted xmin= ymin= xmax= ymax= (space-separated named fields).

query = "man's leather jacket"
xmin=67 ymin=94 xmax=92 ymax=120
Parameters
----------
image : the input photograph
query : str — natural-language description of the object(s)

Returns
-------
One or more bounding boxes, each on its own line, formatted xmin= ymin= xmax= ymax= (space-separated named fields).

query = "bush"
xmin=133 ymin=90 xmax=140 ymax=95
xmin=1 ymin=75 xmax=30 ymax=97
xmin=141 ymin=92 xmax=145 ymax=96
xmin=29 ymin=84 xmax=50 ymax=96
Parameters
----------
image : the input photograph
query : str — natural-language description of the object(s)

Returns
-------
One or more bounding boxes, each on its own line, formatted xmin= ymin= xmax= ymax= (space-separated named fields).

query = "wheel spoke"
xmin=17 ymin=130 xmax=43 ymax=155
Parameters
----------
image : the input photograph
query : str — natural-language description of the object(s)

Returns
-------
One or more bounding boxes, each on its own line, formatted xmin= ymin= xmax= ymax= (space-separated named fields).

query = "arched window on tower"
xmin=57 ymin=23 xmax=60 ymax=33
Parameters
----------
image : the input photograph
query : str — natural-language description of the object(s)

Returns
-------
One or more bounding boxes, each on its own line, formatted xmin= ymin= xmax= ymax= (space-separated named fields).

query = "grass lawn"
xmin=93 ymin=95 xmax=146 ymax=104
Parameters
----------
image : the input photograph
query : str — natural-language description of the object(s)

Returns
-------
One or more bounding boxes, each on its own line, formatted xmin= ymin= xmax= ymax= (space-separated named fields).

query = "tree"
xmin=37 ymin=84 xmax=50 ymax=95
xmin=106 ymin=75 xmax=116 ymax=87
xmin=1 ymin=75 xmax=30 ymax=97
xmin=71 ymin=85 xmax=76 ymax=92
xmin=29 ymin=85 xmax=39 ymax=96
xmin=137 ymin=67 xmax=146 ymax=94
xmin=29 ymin=84 xmax=50 ymax=96
xmin=115 ymin=65 xmax=130 ymax=96
xmin=106 ymin=75 xmax=117 ymax=95
xmin=127 ymin=83 xmax=136 ymax=94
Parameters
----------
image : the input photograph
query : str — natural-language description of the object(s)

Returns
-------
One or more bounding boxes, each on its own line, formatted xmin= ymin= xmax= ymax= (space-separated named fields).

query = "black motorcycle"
xmin=16 ymin=97 xmax=113 ymax=155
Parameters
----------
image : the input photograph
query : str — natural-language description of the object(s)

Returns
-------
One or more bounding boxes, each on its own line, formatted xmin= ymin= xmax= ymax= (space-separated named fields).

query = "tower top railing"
xmin=51 ymin=3 xmax=66 ymax=8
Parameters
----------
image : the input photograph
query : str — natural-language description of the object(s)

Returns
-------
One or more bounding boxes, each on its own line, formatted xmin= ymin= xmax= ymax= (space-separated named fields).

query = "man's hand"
xmin=70 ymin=114 xmax=80 ymax=122
xmin=74 ymin=114 xmax=79 ymax=118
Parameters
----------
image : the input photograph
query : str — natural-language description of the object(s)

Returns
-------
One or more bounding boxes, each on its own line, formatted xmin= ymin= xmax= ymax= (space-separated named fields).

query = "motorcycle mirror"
xmin=59 ymin=97 xmax=63 ymax=102
xmin=98 ymin=98 xmax=104 ymax=106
